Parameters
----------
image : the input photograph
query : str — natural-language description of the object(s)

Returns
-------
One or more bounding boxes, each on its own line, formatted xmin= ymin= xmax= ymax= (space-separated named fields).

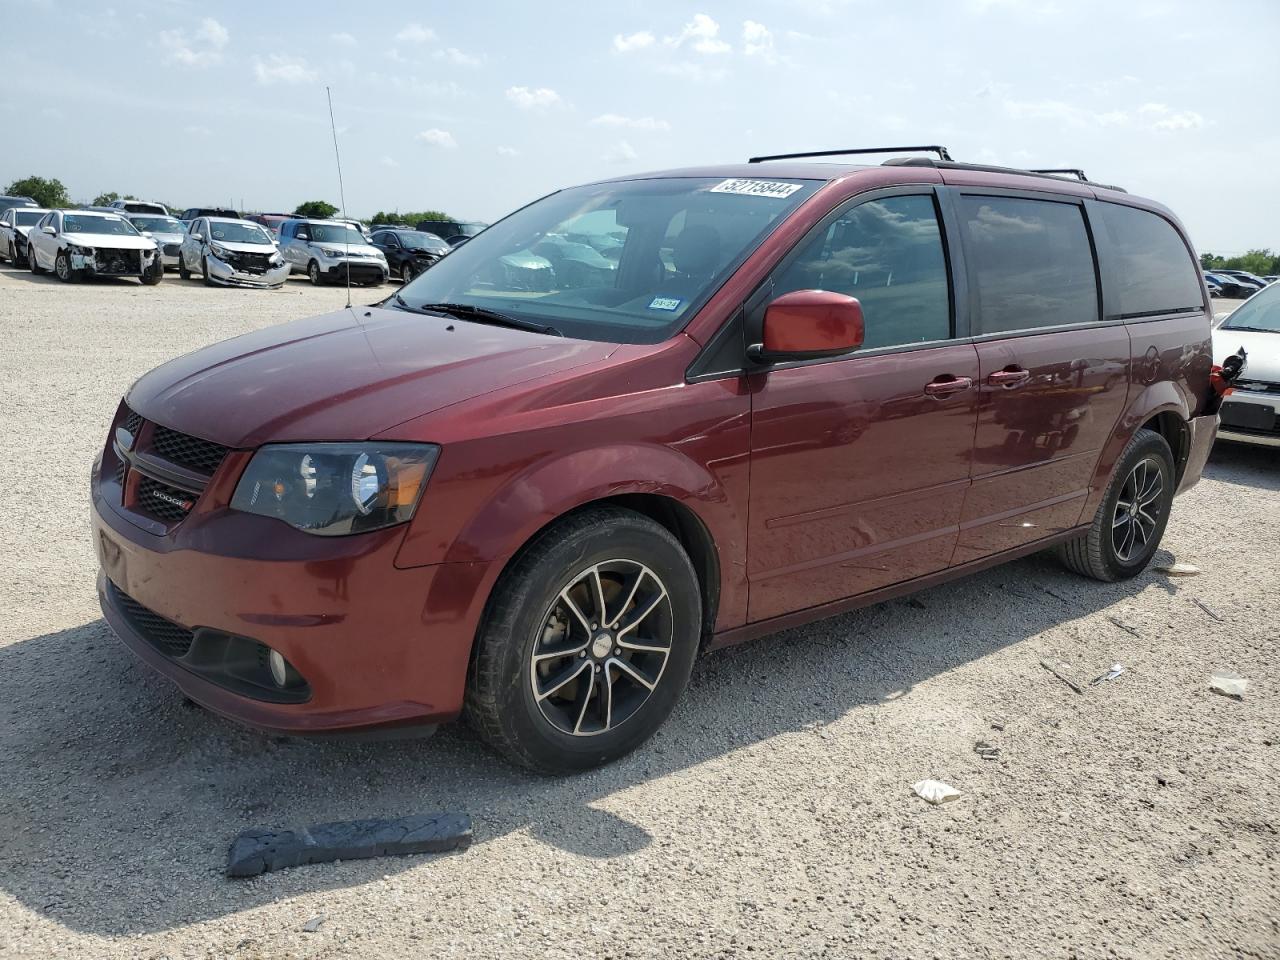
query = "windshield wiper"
xmin=405 ymin=300 xmax=561 ymax=337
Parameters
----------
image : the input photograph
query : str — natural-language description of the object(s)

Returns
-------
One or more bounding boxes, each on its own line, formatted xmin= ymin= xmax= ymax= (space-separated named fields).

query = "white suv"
xmin=278 ymin=219 xmax=388 ymax=286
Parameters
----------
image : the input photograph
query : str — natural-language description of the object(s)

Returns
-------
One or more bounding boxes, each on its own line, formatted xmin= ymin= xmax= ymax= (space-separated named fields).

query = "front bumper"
xmin=315 ymin=253 xmax=389 ymax=283
xmin=206 ymin=255 xmax=291 ymax=288
xmin=70 ymin=247 xmax=159 ymax=278
xmin=91 ymin=476 xmax=493 ymax=734
xmin=1217 ymin=389 xmax=1280 ymax=447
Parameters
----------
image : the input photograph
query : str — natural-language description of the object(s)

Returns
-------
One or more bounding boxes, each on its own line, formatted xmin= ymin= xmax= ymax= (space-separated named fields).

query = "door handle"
xmin=924 ymin=375 xmax=974 ymax=397
xmin=987 ymin=368 xmax=1031 ymax=387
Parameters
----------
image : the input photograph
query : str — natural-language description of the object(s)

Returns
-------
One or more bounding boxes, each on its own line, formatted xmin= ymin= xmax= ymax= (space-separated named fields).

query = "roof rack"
xmin=880 ymin=156 xmax=1127 ymax=193
xmin=1029 ymin=168 xmax=1089 ymax=181
xmin=748 ymin=145 xmax=953 ymax=164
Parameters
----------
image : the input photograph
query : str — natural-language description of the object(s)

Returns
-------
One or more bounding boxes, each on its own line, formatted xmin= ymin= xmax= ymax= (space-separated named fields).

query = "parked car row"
xmin=1203 ymin=269 xmax=1274 ymax=298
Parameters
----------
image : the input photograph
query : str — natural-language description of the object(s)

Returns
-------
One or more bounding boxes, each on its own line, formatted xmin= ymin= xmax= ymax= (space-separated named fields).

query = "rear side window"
xmin=1095 ymin=203 xmax=1202 ymax=318
xmin=960 ymin=196 xmax=1099 ymax=334
xmin=773 ymin=194 xmax=951 ymax=350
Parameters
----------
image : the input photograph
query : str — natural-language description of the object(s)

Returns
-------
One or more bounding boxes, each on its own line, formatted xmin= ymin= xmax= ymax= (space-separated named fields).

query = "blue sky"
xmin=3 ymin=0 xmax=1276 ymax=252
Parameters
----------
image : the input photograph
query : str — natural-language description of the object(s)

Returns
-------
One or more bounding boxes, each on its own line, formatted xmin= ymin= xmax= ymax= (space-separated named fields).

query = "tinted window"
xmin=772 ymin=194 xmax=951 ymax=350
xmin=1095 ymin=203 xmax=1202 ymax=318
xmin=960 ymin=196 xmax=1098 ymax=333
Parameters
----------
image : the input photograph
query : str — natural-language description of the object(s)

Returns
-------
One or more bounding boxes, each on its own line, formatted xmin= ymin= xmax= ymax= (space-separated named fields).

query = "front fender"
xmin=1076 ymin=380 xmax=1189 ymax=523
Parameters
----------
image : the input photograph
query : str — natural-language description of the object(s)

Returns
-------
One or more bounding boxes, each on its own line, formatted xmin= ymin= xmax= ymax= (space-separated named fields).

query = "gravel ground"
xmin=0 ymin=267 xmax=1276 ymax=960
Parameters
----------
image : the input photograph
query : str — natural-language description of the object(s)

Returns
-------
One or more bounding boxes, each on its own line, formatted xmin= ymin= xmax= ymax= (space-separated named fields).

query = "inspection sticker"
xmin=648 ymin=296 xmax=683 ymax=311
xmin=709 ymin=178 xmax=804 ymax=199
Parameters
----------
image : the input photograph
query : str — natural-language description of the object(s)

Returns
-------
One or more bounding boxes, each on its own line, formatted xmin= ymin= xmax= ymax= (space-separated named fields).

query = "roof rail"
xmin=1029 ymin=168 xmax=1089 ymax=181
xmin=880 ymin=156 xmax=1127 ymax=193
xmin=748 ymin=145 xmax=953 ymax=164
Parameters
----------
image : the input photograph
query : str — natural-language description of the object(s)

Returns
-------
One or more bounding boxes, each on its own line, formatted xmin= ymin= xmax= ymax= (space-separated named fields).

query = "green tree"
xmin=91 ymin=191 xmax=138 ymax=206
xmin=368 ymin=209 xmax=452 ymax=226
xmin=1236 ymin=249 xmax=1276 ymax=277
xmin=293 ymin=200 xmax=339 ymax=218
xmin=6 ymin=175 xmax=71 ymax=208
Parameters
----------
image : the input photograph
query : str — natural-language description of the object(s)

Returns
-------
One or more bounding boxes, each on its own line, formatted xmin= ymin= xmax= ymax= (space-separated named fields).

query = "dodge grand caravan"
xmin=92 ymin=148 xmax=1217 ymax=773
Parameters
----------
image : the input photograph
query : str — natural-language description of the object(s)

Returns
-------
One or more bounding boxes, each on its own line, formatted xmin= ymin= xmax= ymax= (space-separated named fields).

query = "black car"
xmin=1204 ymin=273 xmax=1256 ymax=299
xmin=179 ymin=207 xmax=240 ymax=223
xmin=370 ymin=228 xmax=452 ymax=282
xmin=413 ymin=218 xmax=487 ymax=247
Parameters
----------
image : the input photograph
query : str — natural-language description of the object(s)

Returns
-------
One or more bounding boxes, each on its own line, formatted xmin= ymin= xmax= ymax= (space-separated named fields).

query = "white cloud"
xmin=396 ymin=23 xmax=436 ymax=43
xmin=435 ymin=47 xmax=482 ymax=67
xmin=380 ymin=155 xmax=399 ymax=167
xmin=664 ymin=14 xmax=730 ymax=54
xmin=742 ymin=20 xmax=775 ymax=60
xmin=1140 ymin=103 xmax=1204 ymax=131
xmin=253 ymin=55 xmax=319 ymax=86
xmin=506 ymin=85 xmax=561 ymax=109
xmin=656 ymin=61 xmax=728 ymax=83
xmin=603 ymin=139 xmax=639 ymax=163
xmin=159 ymin=16 xmax=228 ymax=67
xmin=592 ymin=113 xmax=671 ymax=131
xmin=330 ymin=32 xmax=357 ymax=46
xmin=416 ymin=128 xmax=458 ymax=148
xmin=613 ymin=30 xmax=655 ymax=53
xmin=1003 ymin=98 xmax=1130 ymax=128
xmin=497 ymin=145 xmax=520 ymax=157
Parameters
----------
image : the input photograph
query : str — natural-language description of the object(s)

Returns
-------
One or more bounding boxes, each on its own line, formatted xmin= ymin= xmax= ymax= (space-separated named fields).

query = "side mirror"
xmin=749 ymin=289 xmax=864 ymax=363
xmin=190 ymin=232 xmax=203 ymax=242
xmin=42 ymin=225 xmax=57 ymax=235
xmin=142 ymin=231 xmax=154 ymax=238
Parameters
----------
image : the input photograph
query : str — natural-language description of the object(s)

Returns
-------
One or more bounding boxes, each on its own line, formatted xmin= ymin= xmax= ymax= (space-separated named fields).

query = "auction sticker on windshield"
xmin=709 ymin=179 xmax=805 ymax=199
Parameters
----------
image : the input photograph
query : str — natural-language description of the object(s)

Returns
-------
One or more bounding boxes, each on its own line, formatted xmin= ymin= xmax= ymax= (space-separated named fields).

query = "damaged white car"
xmin=178 ymin=216 xmax=290 ymax=289
xmin=27 ymin=210 xmax=162 ymax=284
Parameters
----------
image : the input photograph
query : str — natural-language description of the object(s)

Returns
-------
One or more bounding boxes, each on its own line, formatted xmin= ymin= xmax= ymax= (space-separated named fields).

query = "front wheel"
xmin=178 ymin=251 xmax=190 ymax=280
xmin=466 ymin=507 xmax=701 ymax=774
xmin=141 ymin=259 xmax=163 ymax=285
xmin=1057 ymin=428 xmax=1175 ymax=581
xmin=308 ymin=260 xmax=322 ymax=285
xmin=13 ymin=242 xmax=27 ymax=269
xmin=400 ymin=261 xmax=415 ymax=284
xmin=201 ymin=256 xmax=214 ymax=287
xmin=54 ymin=250 xmax=78 ymax=283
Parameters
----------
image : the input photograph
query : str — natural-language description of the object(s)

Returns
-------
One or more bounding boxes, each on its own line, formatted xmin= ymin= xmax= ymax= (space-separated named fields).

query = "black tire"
xmin=202 ymin=256 xmax=214 ymax=287
xmin=308 ymin=260 xmax=322 ymax=285
xmin=54 ymin=250 xmax=78 ymax=283
xmin=178 ymin=250 xmax=190 ymax=280
xmin=29 ymin=244 xmax=44 ymax=274
xmin=14 ymin=241 xmax=27 ymax=269
xmin=1057 ymin=428 xmax=1175 ymax=582
xmin=400 ymin=261 xmax=415 ymax=284
xmin=466 ymin=506 xmax=701 ymax=774
xmin=141 ymin=258 xmax=163 ymax=285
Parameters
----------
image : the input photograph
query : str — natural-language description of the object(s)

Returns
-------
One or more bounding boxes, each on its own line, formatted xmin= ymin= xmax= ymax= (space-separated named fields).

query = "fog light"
xmin=268 ymin=649 xmax=288 ymax=687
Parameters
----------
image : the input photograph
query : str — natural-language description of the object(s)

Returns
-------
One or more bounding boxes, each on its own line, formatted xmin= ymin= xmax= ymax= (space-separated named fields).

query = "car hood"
xmin=1214 ymin=328 xmax=1280 ymax=384
xmin=210 ymin=240 xmax=278 ymax=254
xmin=309 ymin=242 xmax=382 ymax=258
xmin=64 ymin=232 xmax=156 ymax=250
xmin=147 ymin=231 xmax=186 ymax=244
xmin=126 ymin=306 xmax=617 ymax=448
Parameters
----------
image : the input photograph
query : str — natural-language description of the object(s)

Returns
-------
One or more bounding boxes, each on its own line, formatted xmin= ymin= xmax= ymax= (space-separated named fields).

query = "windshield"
xmin=395 ymin=176 xmax=820 ymax=343
xmin=456 ymin=222 xmax=486 ymax=237
xmin=207 ymin=222 xmax=272 ymax=244
xmin=62 ymin=214 xmax=138 ymax=236
xmin=15 ymin=211 xmax=44 ymax=226
xmin=129 ymin=216 xmax=184 ymax=234
xmin=1220 ymin=281 xmax=1280 ymax=332
xmin=398 ymin=232 xmax=450 ymax=253
xmin=309 ymin=224 xmax=367 ymax=245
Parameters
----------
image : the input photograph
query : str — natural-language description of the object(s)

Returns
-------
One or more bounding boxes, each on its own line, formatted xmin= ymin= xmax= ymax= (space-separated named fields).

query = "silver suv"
xmin=278 ymin=219 xmax=388 ymax=286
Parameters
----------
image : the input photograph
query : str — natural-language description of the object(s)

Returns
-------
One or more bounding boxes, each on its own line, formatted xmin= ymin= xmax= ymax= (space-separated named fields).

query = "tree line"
xmin=1200 ymin=250 xmax=1279 ymax=277
xmin=5 ymin=177 xmax=450 ymax=226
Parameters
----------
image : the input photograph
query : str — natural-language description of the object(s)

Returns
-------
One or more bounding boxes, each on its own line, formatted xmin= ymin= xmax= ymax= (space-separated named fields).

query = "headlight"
xmin=270 ymin=254 xmax=284 ymax=266
xmin=69 ymin=243 xmax=95 ymax=256
xmin=318 ymin=247 xmax=342 ymax=257
xmin=230 ymin=442 xmax=439 ymax=536
xmin=210 ymin=243 xmax=234 ymax=261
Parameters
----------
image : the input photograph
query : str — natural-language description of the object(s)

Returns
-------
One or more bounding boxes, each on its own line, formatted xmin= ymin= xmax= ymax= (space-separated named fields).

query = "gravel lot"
xmin=0 ymin=267 xmax=1275 ymax=960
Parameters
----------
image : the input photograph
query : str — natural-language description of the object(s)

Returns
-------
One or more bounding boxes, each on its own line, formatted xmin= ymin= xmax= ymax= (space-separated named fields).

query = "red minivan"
xmin=92 ymin=149 xmax=1218 ymax=772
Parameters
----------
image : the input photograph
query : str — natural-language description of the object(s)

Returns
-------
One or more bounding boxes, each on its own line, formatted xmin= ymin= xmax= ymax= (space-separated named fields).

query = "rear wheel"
xmin=1057 ymin=428 xmax=1175 ymax=581
xmin=466 ymin=507 xmax=701 ymax=774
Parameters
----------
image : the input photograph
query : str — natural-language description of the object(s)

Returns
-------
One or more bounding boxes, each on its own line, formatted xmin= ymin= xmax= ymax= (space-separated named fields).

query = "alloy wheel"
xmin=529 ymin=559 xmax=673 ymax=737
xmin=55 ymin=252 xmax=69 ymax=281
xmin=1112 ymin=456 xmax=1164 ymax=563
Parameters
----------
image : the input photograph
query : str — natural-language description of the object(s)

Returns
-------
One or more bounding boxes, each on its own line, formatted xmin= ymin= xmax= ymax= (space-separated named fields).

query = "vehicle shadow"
xmin=0 ymin=262 xmax=142 ymax=287
xmin=1203 ymin=439 xmax=1279 ymax=491
xmin=0 ymin=550 xmax=1158 ymax=935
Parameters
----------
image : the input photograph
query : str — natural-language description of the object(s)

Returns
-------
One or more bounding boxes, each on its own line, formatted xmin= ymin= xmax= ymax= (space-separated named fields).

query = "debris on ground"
xmin=912 ymin=779 xmax=962 ymax=805
xmin=973 ymin=741 xmax=1000 ymax=760
xmin=990 ymin=717 xmax=1007 ymax=732
xmin=1192 ymin=597 xmax=1223 ymax=622
xmin=1092 ymin=663 xmax=1125 ymax=685
xmin=1156 ymin=562 xmax=1201 ymax=577
xmin=1107 ymin=616 xmax=1141 ymax=638
xmin=1040 ymin=658 xmax=1086 ymax=694
xmin=1209 ymin=670 xmax=1249 ymax=700
xmin=302 ymin=916 xmax=325 ymax=934
xmin=226 ymin=813 xmax=473 ymax=879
